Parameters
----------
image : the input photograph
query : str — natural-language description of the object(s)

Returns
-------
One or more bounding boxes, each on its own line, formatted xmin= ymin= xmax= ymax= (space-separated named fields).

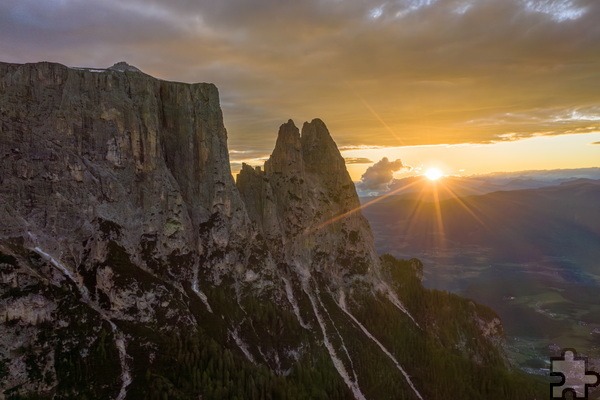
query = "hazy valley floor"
xmin=361 ymin=178 xmax=600 ymax=395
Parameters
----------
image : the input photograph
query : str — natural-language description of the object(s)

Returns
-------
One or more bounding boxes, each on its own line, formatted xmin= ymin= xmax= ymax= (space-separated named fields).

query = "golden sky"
xmin=2 ymin=0 xmax=599 ymax=177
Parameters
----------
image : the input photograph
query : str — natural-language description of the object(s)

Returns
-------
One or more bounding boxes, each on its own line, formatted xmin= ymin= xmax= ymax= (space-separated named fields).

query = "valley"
xmin=361 ymin=178 xmax=600 ymax=385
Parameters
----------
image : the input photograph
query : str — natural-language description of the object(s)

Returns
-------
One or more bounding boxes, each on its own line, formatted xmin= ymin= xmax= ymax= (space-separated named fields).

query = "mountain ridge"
xmin=0 ymin=61 xmax=544 ymax=399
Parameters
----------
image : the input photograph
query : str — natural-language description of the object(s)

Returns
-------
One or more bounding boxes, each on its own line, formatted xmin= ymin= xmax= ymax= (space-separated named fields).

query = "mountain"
xmin=360 ymin=179 xmax=600 ymax=373
xmin=236 ymin=118 xmax=378 ymax=278
xmin=0 ymin=61 xmax=543 ymax=399
xmin=362 ymin=179 xmax=600 ymax=269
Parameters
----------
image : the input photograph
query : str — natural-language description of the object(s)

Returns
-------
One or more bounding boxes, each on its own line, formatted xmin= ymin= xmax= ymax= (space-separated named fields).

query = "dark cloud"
xmin=357 ymin=157 xmax=409 ymax=193
xmin=1 ymin=0 xmax=599 ymax=157
xmin=592 ymin=141 xmax=600 ymax=145
xmin=344 ymin=157 xmax=374 ymax=164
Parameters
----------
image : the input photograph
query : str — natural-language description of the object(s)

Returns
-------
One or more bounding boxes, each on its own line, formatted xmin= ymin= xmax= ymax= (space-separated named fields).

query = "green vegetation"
xmin=354 ymin=255 xmax=547 ymax=399
xmin=128 ymin=255 xmax=546 ymax=400
xmin=53 ymin=323 xmax=121 ymax=400
xmin=138 ymin=330 xmax=349 ymax=400
xmin=1 ymin=242 xmax=547 ymax=399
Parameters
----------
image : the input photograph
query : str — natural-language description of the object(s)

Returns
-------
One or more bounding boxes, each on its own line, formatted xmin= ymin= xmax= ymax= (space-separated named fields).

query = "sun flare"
xmin=424 ymin=167 xmax=443 ymax=181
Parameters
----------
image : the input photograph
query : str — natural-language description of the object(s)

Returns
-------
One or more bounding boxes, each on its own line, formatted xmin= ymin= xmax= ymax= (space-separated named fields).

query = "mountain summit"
xmin=0 ymin=61 xmax=543 ymax=399
xmin=108 ymin=61 xmax=143 ymax=73
xmin=238 ymin=118 xmax=377 ymax=280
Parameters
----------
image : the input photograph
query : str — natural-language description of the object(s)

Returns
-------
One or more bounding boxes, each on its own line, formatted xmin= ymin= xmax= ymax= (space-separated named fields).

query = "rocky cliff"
xmin=0 ymin=61 xmax=270 ymax=398
xmin=0 ymin=61 xmax=252 ymax=274
xmin=0 ymin=62 xmax=543 ymax=400
xmin=237 ymin=119 xmax=378 ymax=281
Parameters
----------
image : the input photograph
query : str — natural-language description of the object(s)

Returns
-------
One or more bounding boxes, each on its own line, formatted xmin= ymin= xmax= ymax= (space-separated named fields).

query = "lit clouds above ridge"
xmin=1 ymin=0 xmax=599 ymax=163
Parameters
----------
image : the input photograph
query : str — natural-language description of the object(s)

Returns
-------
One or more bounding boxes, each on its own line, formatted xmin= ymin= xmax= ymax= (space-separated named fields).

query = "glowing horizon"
xmin=341 ymin=131 xmax=600 ymax=181
xmin=231 ymin=131 xmax=600 ymax=181
xmin=3 ymin=1 xmax=599 ymax=177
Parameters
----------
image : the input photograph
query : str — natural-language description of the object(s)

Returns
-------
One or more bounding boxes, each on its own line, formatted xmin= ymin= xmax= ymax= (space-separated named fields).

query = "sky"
xmin=1 ymin=0 xmax=599 ymax=180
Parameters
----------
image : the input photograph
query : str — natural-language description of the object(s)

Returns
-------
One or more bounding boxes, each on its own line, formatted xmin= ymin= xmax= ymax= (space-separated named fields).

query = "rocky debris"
xmin=0 ymin=294 xmax=56 ymax=325
xmin=478 ymin=316 xmax=503 ymax=339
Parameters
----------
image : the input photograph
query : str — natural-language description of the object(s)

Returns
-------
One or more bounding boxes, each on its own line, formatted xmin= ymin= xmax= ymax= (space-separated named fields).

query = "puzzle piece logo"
xmin=551 ymin=348 xmax=599 ymax=399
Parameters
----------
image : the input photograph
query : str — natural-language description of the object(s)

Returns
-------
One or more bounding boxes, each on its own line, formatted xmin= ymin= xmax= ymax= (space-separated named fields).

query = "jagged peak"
xmin=264 ymin=120 xmax=303 ymax=174
xmin=240 ymin=162 xmax=254 ymax=172
xmin=278 ymin=119 xmax=301 ymax=141
xmin=301 ymin=118 xmax=345 ymax=174
xmin=239 ymin=162 xmax=263 ymax=176
xmin=301 ymin=118 xmax=327 ymax=133
xmin=108 ymin=61 xmax=143 ymax=73
xmin=263 ymin=118 xmax=346 ymax=176
xmin=301 ymin=118 xmax=335 ymax=144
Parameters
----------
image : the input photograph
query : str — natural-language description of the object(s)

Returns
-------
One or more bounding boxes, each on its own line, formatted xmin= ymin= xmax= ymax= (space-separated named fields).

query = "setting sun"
xmin=424 ymin=167 xmax=443 ymax=181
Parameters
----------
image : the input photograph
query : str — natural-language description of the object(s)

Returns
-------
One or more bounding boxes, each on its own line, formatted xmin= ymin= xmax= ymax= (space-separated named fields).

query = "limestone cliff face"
xmin=0 ymin=62 xmax=377 ymax=288
xmin=0 ymin=61 xmax=250 ymax=264
xmin=0 ymin=62 xmax=265 ymax=397
xmin=234 ymin=164 xmax=281 ymax=241
xmin=237 ymin=119 xmax=379 ymax=280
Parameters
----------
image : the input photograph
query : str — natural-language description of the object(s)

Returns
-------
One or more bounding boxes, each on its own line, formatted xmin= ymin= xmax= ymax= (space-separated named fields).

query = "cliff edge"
xmin=0 ymin=62 xmax=541 ymax=400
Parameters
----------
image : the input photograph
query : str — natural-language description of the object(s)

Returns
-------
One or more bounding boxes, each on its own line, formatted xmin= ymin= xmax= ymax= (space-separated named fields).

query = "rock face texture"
xmin=0 ymin=61 xmax=250 ymax=265
xmin=0 ymin=61 xmax=268 ymax=398
xmin=0 ymin=62 xmax=538 ymax=400
xmin=237 ymin=119 xmax=378 ymax=280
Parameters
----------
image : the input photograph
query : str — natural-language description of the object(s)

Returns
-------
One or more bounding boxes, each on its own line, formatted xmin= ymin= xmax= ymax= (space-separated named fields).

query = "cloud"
xmin=344 ymin=157 xmax=374 ymax=164
xmin=1 ymin=0 xmax=599 ymax=158
xmin=357 ymin=157 xmax=409 ymax=192
xmin=339 ymin=145 xmax=385 ymax=151
xmin=591 ymin=141 xmax=600 ymax=145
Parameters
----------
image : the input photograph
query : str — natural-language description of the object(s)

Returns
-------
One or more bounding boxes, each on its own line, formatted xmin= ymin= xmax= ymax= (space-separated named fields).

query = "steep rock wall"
xmin=237 ymin=119 xmax=379 ymax=281
xmin=0 ymin=61 xmax=250 ymax=266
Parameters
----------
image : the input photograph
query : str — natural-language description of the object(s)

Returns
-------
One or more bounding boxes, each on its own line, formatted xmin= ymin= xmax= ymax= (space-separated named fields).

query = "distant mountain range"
xmin=361 ymin=167 xmax=600 ymax=201
xmin=362 ymin=178 xmax=600 ymax=271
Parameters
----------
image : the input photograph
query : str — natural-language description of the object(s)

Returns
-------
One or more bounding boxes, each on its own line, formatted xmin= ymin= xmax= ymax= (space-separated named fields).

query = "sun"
xmin=424 ymin=167 xmax=443 ymax=181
